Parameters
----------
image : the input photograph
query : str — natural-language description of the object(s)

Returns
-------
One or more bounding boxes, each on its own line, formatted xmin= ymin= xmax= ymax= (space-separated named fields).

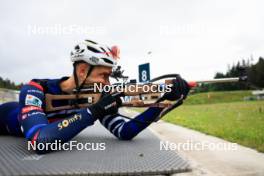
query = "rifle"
xmin=45 ymin=74 xmax=247 ymax=115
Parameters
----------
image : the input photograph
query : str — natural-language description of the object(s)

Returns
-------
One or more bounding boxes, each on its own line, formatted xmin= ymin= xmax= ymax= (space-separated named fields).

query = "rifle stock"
xmin=45 ymin=77 xmax=245 ymax=112
xmin=45 ymin=93 xmax=101 ymax=112
xmin=45 ymin=81 xmax=173 ymax=112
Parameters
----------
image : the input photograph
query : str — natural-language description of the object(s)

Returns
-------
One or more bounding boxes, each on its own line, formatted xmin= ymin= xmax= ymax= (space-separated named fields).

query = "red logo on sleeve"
xmin=28 ymin=81 xmax=44 ymax=91
xmin=22 ymin=106 xmax=43 ymax=114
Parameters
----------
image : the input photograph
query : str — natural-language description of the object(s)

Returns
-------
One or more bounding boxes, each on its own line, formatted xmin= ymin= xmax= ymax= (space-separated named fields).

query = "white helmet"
xmin=70 ymin=39 xmax=119 ymax=67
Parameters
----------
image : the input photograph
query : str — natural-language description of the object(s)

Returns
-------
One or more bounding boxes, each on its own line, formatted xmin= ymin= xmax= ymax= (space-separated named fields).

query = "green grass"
xmin=185 ymin=90 xmax=252 ymax=105
xmin=163 ymin=101 xmax=264 ymax=152
xmin=133 ymin=91 xmax=264 ymax=152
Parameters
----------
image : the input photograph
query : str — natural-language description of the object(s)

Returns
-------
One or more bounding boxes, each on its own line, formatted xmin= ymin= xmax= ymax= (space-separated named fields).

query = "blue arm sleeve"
xmin=98 ymin=107 xmax=164 ymax=140
xmin=19 ymin=83 xmax=97 ymax=153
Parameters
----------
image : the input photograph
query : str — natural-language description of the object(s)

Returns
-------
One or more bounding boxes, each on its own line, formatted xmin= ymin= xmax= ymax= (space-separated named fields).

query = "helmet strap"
xmin=73 ymin=63 xmax=94 ymax=108
xmin=78 ymin=65 xmax=94 ymax=91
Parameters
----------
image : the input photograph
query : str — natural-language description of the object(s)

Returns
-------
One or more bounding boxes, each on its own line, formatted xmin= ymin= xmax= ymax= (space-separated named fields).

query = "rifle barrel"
xmin=195 ymin=77 xmax=240 ymax=84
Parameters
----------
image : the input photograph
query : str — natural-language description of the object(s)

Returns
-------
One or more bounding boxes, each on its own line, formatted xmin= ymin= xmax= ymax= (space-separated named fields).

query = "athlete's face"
xmin=85 ymin=66 xmax=112 ymax=85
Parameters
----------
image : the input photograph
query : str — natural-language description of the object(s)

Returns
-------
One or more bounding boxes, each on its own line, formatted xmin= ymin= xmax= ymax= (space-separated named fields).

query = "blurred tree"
xmin=0 ymin=76 xmax=23 ymax=90
xmin=248 ymin=57 xmax=264 ymax=88
xmin=195 ymin=57 xmax=262 ymax=92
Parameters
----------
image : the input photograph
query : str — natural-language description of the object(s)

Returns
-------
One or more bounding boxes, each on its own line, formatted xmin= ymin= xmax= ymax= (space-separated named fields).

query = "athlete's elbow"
xmin=26 ymin=140 xmax=51 ymax=154
xmin=27 ymin=133 xmax=56 ymax=154
xmin=119 ymin=136 xmax=134 ymax=140
xmin=118 ymin=136 xmax=133 ymax=140
xmin=117 ymin=133 xmax=136 ymax=140
xmin=35 ymin=147 xmax=50 ymax=154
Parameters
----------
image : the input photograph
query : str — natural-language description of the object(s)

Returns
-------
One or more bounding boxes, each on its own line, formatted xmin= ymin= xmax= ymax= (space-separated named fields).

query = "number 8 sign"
xmin=139 ymin=63 xmax=150 ymax=83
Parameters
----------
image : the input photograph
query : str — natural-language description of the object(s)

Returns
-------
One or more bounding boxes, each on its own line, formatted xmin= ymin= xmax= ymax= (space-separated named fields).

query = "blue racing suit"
xmin=0 ymin=77 xmax=164 ymax=153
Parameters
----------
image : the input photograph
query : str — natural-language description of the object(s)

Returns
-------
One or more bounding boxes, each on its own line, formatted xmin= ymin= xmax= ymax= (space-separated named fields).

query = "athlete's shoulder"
xmin=19 ymin=77 xmax=69 ymax=106
xmin=20 ymin=79 xmax=49 ymax=94
xmin=19 ymin=79 xmax=47 ymax=107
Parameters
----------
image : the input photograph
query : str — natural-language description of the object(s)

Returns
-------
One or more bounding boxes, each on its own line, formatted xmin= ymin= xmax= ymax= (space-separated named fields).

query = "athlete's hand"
xmin=88 ymin=92 xmax=123 ymax=120
xmin=162 ymin=76 xmax=190 ymax=101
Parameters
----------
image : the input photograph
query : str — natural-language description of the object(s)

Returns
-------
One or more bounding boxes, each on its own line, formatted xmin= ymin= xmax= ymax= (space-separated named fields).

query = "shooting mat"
xmin=0 ymin=121 xmax=190 ymax=176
